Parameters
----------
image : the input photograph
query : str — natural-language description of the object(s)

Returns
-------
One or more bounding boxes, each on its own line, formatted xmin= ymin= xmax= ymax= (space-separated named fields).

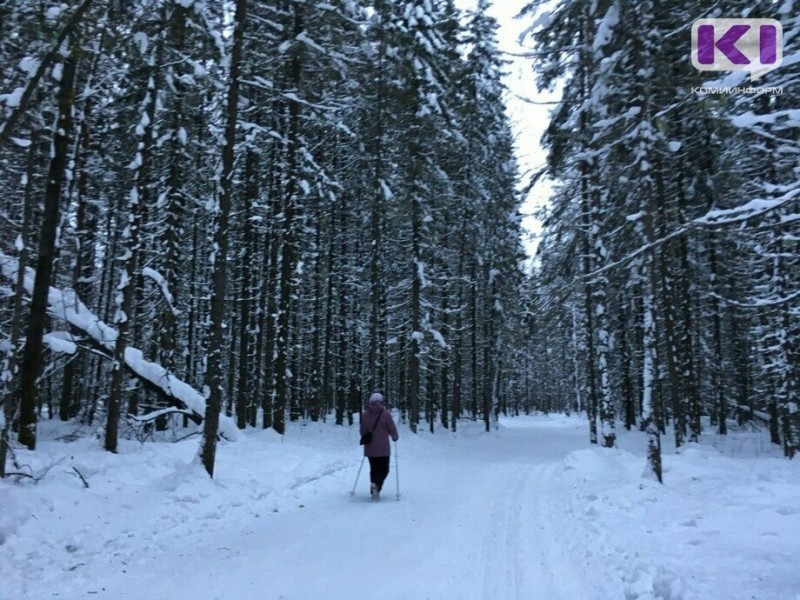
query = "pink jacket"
xmin=360 ymin=399 xmax=399 ymax=457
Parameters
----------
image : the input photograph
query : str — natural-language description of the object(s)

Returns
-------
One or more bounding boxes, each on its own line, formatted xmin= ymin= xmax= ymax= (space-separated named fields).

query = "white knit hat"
xmin=369 ymin=392 xmax=384 ymax=403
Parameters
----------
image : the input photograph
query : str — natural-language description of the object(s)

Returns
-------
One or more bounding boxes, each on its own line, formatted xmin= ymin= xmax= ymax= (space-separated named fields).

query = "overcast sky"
xmin=455 ymin=0 xmax=558 ymax=259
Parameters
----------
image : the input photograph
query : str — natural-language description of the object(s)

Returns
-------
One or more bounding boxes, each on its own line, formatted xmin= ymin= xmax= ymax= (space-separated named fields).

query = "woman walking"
xmin=360 ymin=392 xmax=399 ymax=499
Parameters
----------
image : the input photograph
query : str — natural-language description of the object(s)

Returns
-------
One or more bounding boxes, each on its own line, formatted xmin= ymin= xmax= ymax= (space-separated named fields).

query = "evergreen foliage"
xmin=0 ymin=0 xmax=526 ymax=476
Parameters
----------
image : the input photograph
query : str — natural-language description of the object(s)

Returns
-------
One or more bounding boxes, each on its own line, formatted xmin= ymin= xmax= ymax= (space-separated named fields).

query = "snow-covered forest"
xmin=1 ymin=0 xmax=799 ymax=596
xmin=1 ymin=0 xmax=526 ymax=476
xmin=523 ymin=0 xmax=799 ymax=478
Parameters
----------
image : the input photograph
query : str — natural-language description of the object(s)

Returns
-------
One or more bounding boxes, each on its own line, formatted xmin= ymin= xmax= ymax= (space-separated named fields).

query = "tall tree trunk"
xmin=368 ymin=9 xmax=387 ymax=394
xmin=577 ymin=17 xmax=599 ymax=445
xmin=592 ymin=214 xmax=616 ymax=447
xmin=481 ymin=265 xmax=494 ymax=432
xmin=580 ymin=182 xmax=599 ymax=445
xmin=322 ymin=197 xmax=337 ymax=421
xmin=640 ymin=216 xmax=663 ymax=483
xmin=335 ymin=195 xmax=348 ymax=426
xmin=1 ymin=130 xmax=40 ymax=475
xmin=272 ymin=5 xmax=304 ymax=435
xmin=470 ymin=257 xmax=479 ymax=420
xmin=451 ymin=213 xmax=467 ymax=432
xmin=60 ymin=42 xmax=102 ymax=421
xmin=236 ymin=154 xmax=257 ymax=429
xmin=200 ymin=0 xmax=245 ymax=476
xmin=620 ymin=297 xmax=635 ymax=430
xmin=669 ymin=154 xmax=701 ymax=443
xmin=309 ymin=199 xmax=324 ymax=422
xmin=409 ymin=184 xmax=422 ymax=434
xmin=107 ymin=46 xmax=159 ymax=452
xmin=440 ymin=281 xmax=450 ymax=430
xmin=18 ymin=50 xmax=78 ymax=449
xmin=652 ymin=165 xmax=685 ymax=447
xmin=261 ymin=135 xmax=281 ymax=430
xmin=571 ymin=305 xmax=583 ymax=415
xmin=632 ymin=1 xmax=662 ymax=480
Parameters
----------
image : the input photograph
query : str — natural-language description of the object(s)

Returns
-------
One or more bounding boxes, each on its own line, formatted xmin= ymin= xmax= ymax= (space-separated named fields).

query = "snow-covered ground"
xmin=2 ymin=414 xmax=799 ymax=600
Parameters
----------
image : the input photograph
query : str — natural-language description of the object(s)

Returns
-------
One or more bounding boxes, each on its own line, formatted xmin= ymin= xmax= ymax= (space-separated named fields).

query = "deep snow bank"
xmin=541 ymin=428 xmax=800 ymax=600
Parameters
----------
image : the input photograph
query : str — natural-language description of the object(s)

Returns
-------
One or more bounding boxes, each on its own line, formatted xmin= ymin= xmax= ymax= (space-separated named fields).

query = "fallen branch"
xmin=71 ymin=466 xmax=89 ymax=488
xmin=126 ymin=406 xmax=197 ymax=423
xmin=0 ymin=252 xmax=239 ymax=441
xmin=6 ymin=455 xmax=67 ymax=484
xmin=174 ymin=430 xmax=201 ymax=443
xmin=125 ymin=407 xmax=199 ymax=443
xmin=4 ymin=471 xmax=36 ymax=481
xmin=735 ymin=404 xmax=771 ymax=424
xmin=77 ymin=338 xmax=203 ymax=426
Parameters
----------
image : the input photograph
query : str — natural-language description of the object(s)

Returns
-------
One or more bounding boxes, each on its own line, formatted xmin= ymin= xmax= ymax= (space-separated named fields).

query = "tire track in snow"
xmin=476 ymin=461 xmax=600 ymax=600
xmin=529 ymin=463 xmax=600 ymax=598
xmin=481 ymin=465 xmax=528 ymax=600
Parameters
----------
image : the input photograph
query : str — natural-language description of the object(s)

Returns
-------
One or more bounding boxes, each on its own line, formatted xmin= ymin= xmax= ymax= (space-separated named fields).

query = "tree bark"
xmin=273 ymin=3 xmax=304 ymax=436
xmin=200 ymin=0 xmax=246 ymax=477
xmin=0 ymin=129 xmax=40 ymax=476
xmin=17 ymin=50 xmax=78 ymax=449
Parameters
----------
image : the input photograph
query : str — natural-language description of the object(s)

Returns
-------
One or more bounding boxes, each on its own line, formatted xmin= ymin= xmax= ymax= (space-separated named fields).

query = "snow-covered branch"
xmin=142 ymin=267 xmax=178 ymax=316
xmin=0 ymin=0 xmax=97 ymax=146
xmin=0 ymin=252 xmax=239 ymax=442
xmin=695 ymin=192 xmax=800 ymax=228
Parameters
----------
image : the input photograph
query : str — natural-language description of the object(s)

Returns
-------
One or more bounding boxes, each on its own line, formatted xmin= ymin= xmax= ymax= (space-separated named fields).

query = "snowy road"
xmin=7 ymin=415 xmax=799 ymax=600
xmin=48 ymin=419 xmax=593 ymax=600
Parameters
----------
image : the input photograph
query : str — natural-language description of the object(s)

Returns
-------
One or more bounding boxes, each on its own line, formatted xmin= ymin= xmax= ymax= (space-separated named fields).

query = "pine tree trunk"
xmin=576 ymin=19 xmax=599 ymax=444
xmin=186 ymin=216 xmax=200 ymax=386
xmin=470 ymin=258 xmax=479 ymax=420
xmin=729 ymin=293 xmax=751 ymax=425
xmin=620 ymin=297 xmax=635 ymax=430
xmin=641 ymin=218 xmax=663 ymax=483
xmin=580 ymin=182 xmax=599 ymax=445
xmin=440 ymin=289 xmax=450 ymax=430
xmin=17 ymin=50 xmax=78 ymax=449
xmin=409 ymin=186 xmax=422 ymax=434
xmin=200 ymin=0 xmax=245 ymax=476
xmin=322 ymin=200 xmax=336 ymax=421
xmin=0 ymin=129 xmax=40 ymax=475
xmin=309 ymin=199 xmax=324 ymax=422
xmin=236 ymin=154 xmax=257 ymax=429
xmin=481 ymin=268 xmax=494 ymax=433
xmin=368 ymin=16 xmax=387 ymax=394
xmin=591 ymin=216 xmax=616 ymax=447
xmin=60 ymin=55 xmax=101 ymax=421
xmin=261 ymin=140 xmax=281 ymax=430
xmin=451 ymin=216 xmax=466 ymax=432
xmin=335 ymin=195 xmax=348 ymax=426
xmin=570 ymin=305 xmax=583 ymax=414
xmin=107 ymin=48 xmax=159 ymax=452
xmin=772 ymin=221 xmax=799 ymax=456
xmin=671 ymin=161 xmax=701 ymax=443
xmin=706 ymin=231 xmax=726 ymax=434
xmin=272 ymin=4 xmax=304 ymax=434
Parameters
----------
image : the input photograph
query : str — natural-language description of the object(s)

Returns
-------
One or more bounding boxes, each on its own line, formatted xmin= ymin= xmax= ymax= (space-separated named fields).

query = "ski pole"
xmin=394 ymin=440 xmax=400 ymax=500
xmin=350 ymin=456 xmax=365 ymax=497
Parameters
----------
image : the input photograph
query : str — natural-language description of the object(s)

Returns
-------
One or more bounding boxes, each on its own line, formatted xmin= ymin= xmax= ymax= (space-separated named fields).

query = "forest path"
xmin=45 ymin=417 xmax=600 ymax=600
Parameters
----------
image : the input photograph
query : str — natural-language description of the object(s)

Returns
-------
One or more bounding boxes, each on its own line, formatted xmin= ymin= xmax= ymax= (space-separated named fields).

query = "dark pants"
xmin=368 ymin=456 xmax=390 ymax=490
